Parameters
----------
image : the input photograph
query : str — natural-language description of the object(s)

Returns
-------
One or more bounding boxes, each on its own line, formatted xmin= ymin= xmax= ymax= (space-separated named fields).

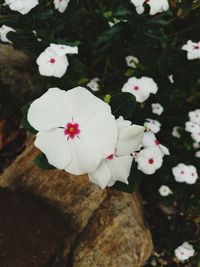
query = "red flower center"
xmin=193 ymin=45 xmax=199 ymax=50
xmin=181 ymin=171 xmax=184 ymax=175
xmin=155 ymin=140 xmax=160 ymax=146
xmin=148 ymin=158 xmax=154 ymax=164
xmin=107 ymin=154 xmax=114 ymax=160
xmin=64 ymin=123 xmax=80 ymax=139
xmin=133 ymin=85 xmax=139 ymax=91
xmin=50 ymin=58 xmax=56 ymax=64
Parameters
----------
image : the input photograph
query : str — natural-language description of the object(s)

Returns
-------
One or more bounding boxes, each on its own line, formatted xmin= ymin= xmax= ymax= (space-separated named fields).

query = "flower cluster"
xmin=28 ymin=87 xmax=144 ymax=189
xmin=172 ymin=163 xmax=198 ymax=184
xmin=185 ymin=109 xmax=200 ymax=144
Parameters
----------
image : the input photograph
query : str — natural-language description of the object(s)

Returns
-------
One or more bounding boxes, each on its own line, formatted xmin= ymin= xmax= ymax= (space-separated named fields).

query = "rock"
xmin=71 ymin=190 xmax=153 ymax=267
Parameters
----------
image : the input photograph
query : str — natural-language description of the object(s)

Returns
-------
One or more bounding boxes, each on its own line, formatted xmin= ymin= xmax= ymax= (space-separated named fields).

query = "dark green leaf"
xmin=34 ymin=153 xmax=56 ymax=170
xmin=21 ymin=103 xmax=37 ymax=134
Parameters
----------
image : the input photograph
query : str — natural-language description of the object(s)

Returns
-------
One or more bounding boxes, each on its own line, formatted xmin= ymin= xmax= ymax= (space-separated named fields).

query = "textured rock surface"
xmin=71 ymin=190 xmax=153 ymax=267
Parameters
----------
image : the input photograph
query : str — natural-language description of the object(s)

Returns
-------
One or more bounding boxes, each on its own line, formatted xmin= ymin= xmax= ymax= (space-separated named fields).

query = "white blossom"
xmin=172 ymin=163 xmax=198 ymax=184
xmin=189 ymin=109 xmax=200 ymax=124
xmin=87 ymin=78 xmax=100 ymax=92
xmin=54 ymin=0 xmax=70 ymax=13
xmin=125 ymin=55 xmax=139 ymax=68
xmin=131 ymin=0 xmax=169 ymax=16
xmin=159 ymin=185 xmax=173 ymax=196
xmin=0 ymin=25 xmax=15 ymax=43
xmin=195 ymin=151 xmax=200 ymax=158
xmin=182 ymin=40 xmax=200 ymax=60
xmin=172 ymin=126 xmax=181 ymax=138
xmin=151 ymin=103 xmax=164 ymax=116
xmin=191 ymin=131 xmax=200 ymax=143
xmin=135 ymin=147 xmax=163 ymax=175
xmin=185 ymin=121 xmax=200 ymax=133
xmin=28 ymin=87 xmax=118 ymax=176
xmin=88 ymin=117 xmax=144 ymax=189
xmin=4 ymin=0 xmax=39 ymax=15
xmin=121 ymin=76 xmax=158 ymax=103
xmin=144 ymin=119 xmax=161 ymax=133
xmin=175 ymin=242 xmax=195 ymax=262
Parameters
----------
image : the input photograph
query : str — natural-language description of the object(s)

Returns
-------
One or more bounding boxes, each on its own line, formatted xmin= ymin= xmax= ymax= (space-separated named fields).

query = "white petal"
xmin=35 ymin=128 xmax=71 ymax=169
xmin=64 ymin=87 xmax=111 ymax=125
xmin=65 ymin=138 xmax=103 ymax=175
xmin=88 ymin=161 xmax=112 ymax=189
xmin=82 ymin=112 xmax=118 ymax=158
xmin=28 ymin=88 xmax=71 ymax=131
xmin=53 ymin=56 xmax=68 ymax=78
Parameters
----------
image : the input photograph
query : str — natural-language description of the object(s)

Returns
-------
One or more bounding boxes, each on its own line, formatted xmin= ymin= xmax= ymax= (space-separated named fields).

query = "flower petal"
xmin=28 ymin=88 xmax=71 ymax=131
xmin=35 ymin=128 xmax=71 ymax=169
xmin=64 ymin=87 xmax=111 ymax=125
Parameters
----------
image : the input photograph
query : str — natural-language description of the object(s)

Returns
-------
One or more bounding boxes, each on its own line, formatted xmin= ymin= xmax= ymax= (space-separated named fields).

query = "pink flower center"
xmin=155 ymin=140 xmax=160 ymax=146
xmin=193 ymin=45 xmax=199 ymax=49
xmin=133 ymin=85 xmax=139 ymax=91
xmin=181 ymin=171 xmax=184 ymax=175
xmin=107 ymin=154 xmax=114 ymax=160
xmin=50 ymin=58 xmax=56 ymax=64
xmin=148 ymin=158 xmax=154 ymax=164
xmin=64 ymin=123 xmax=80 ymax=139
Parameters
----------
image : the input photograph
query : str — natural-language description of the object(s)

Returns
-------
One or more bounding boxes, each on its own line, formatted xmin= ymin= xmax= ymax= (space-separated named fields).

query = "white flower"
xmin=87 ymin=78 xmax=100 ymax=92
xmin=135 ymin=147 xmax=163 ymax=175
xmin=142 ymin=131 xmax=170 ymax=156
xmin=191 ymin=131 xmax=200 ymax=143
xmin=54 ymin=0 xmax=70 ymax=13
xmin=172 ymin=163 xmax=198 ymax=184
xmin=172 ymin=126 xmax=181 ymax=138
xmin=125 ymin=55 xmax=139 ymax=68
xmin=195 ymin=151 xmax=200 ymax=158
xmin=121 ymin=76 xmax=158 ymax=103
xmin=168 ymin=74 xmax=174 ymax=83
xmin=88 ymin=117 xmax=144 ymax=189
xmin=4 ymin=0 xmax=39 ymax=15
xmin=182 ymin=40 xmax=200 ymax=60
xmin=175 ymin=242 xmax=195 ymax=262
xmin=0 ymin=25 xmax=15 ymax=43
xmin=189 ymin=109 xmax=200 ymax=124
xmin=144 ymin=119 xmax=161 ymax=133
xmin=159 ymin=185 xmax=173 ymax=196
xmin=27 ymin=87 xmax=118 ymax=175
xmin=185 ymin=121 xmax=200 ymax=133
xmin=36 ymin=44 xmax=78 ymax=78
xmin=131 ymin=0 xmax=169 ymax=16
xmin=151 ymin=103 xmax=164 ymax=116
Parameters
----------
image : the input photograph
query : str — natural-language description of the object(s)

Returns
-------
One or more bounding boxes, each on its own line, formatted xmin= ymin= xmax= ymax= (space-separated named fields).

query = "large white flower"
xmin=121 ymin=76 xmax=158 ymax=103
xmin=54 ymin=0 xmax=70 ymax=13
xmin=131 ymin=0 xmax=169 ymax=16
xmin=144 ymin=118 xmax=161 ymax=133
xmin=151 ymin=103 xmax=164 ymax=116
xmin=142 ymin=131 xmax=170 ymax=156
xmin=4 ymin=0 xmax=38 ymax=15
xmin=125 ymin=55 xmax=139 ymax=68
xmin=175 ymin=242 xmax=195 ymax=262
xmin=87 ymin=78 xmax=100 ymax=92
xmin=0 ymin=25 xmax=15 ymax=43
xmin=159 ymin=185 xmax=173 ymax=196
xmin=36 ymin=44 xmax=78 ymax=78
xmin=28 ymin=87 xmax=118 ymax=175
xmin=172 ymin=163 xmax=198 ymax=184
xmin=88 ymin=117 xmax=144 ymax=189
xmin=182 ymin=40 xmax=200 ymax=60
xmin=135 ymin=147 xmax=163 ymax=175
xmin=189 ymin=109 xmax=200 ymax=124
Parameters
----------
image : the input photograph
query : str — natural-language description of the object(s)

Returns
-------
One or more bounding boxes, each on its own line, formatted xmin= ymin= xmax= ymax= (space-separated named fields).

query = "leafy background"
xmin=0 ymin=0 xmax=200 ymax=266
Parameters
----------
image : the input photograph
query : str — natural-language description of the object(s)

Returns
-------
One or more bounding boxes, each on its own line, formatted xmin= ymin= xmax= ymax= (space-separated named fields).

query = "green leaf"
xmin=34 ymin=153 xmax=56 ymax=170
xmin=110 ymin=92 xmax=136 ymax=119
xmin=21 ymin=103 xmax=37 ymax=134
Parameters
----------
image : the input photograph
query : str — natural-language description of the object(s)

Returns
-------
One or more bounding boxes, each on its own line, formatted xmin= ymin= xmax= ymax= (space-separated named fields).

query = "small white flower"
xmin=88 ymin=117 xmax=144 ymax=189
xmin=125 ymin=55 xmax=139 ymax=68
xmin=151 ymin=103 xmax=164 ymax=116
xmin=172 ymin=163 xmax=198 ymax=184
xmin=87 ymin=78 xmax=100 ymax=92
xmin=36 ymin=44 xmax=78 ymax=78
xmin=175 ymin=242 xmax=195 ymax=262
xmin=195 ymin=151 xmax=200 ymax=158
xmin=135 ymin=147 xmax=163 ymax=175
xmin=54 ymin=0 xmax=70 ymax=13
xmin=28 ymin=87 xmax=118 ymax=175
xmin=144 ymin=119 xmax=161 ymax=133
xmin=121 ymin=76 xmax=158 ymax=103
xmin=131 ymin=0 xmax=169 ymax=15
xmin=182 ymin=40 xmax=200 ymax=60
xmin=189 ymin=109 xmax=200 ymax=124
xmin=172 ymin=126 xmax=181 ymax=138
xmin=4 ymin=0 xmax=39 ymax=15
xmin=185 ymin=121 xmax=200 ymax=133
xmin=159 ymin=185 xmax=173 ymax=196
xmin=142 ymin=132 xmax=170 ymax=156
xmin=168 ymin=74 xmax=174 ymax=83
xmin=191 ymin=131 xmax=200 ymax=143
xmin=108 ymin=18 xmax=127 ymax=27
xmin=0 ymin=25 xmax=15 ymax=43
